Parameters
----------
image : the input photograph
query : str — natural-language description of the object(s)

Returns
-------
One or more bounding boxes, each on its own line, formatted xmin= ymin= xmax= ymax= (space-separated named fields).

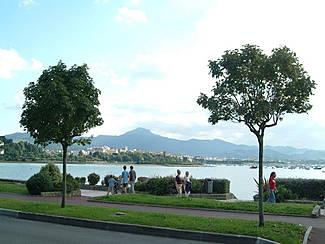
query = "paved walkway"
xmin=0 ymin=192 xmax=324 ymax=243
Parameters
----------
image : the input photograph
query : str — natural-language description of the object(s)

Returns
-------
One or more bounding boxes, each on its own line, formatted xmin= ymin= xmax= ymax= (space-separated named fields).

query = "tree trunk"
xmin=257 ymin=134 xmax=264 ymax=227
xmin=61 ymin=143 xmax=67 ymax=208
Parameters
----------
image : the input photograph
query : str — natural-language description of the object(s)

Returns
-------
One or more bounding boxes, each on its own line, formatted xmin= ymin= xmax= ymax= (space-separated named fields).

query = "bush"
xmin=275 ymin=185 xmax=297 ymax=203
xmin=277 ymin=178 xmax=325 ymax=200
xmin=134 ymin=181 xmax=147 ymax=192
xmin=39 ymin=163 xmax=61 ymax=191
xmin=191 ymin=179 xmax=204 ymax=193
xmin=87 ymin=173 xmax=100 ymax=185
xmin=75 ymin=177 xmax=86 ymax=186
xmin=66 ymin=174 xmax=80 ymax=193
xmin=146 ymin=176 xmax=176 ymax=195
xmin=212 ymin=179 xmax=230 ymax=194
xmin=26 ymin=172 xmax=53 ymax=195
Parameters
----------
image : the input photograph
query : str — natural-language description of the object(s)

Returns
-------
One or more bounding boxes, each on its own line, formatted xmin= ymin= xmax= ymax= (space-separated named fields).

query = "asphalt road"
xmin=0 ymin=216 xmax=213 ymax=244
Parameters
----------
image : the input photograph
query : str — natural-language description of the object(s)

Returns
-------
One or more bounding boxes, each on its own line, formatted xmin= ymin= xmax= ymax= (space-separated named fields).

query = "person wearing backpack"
xmin=129 ymin=165 xmax=137 ymax=194
xmin=175 ymin=169 xmax=183 ymax=197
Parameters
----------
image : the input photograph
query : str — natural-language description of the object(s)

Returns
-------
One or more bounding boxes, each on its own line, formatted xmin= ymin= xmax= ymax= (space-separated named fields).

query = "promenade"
xmin=0 ymin=191 xmax=324 ymax=244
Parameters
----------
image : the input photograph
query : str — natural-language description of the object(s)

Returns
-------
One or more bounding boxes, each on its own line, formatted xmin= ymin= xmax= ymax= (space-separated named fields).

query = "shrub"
xmin=191 ymin=179 xmax=204 ymax=193
xmin=39 ymin=163 xmax=61 ymax=191
xmin=26 ymin=172 xmax=53 ymax=195
xmin=277 ymin=178 xmax=325 ymax=200
xmin=66 ymin=174 xmax=80 ymax=193
xmin=134 ymin=181 xmax=147 ymax=192
xmin=212 ymin=179 xmax=230 ymax=194
xmin=75 ymin=177 xmax=86 ymax=186
xmin=146 ymin=176 xmax=176 ymax=195
xmin=87 ymin=173 xmax=100 ymax=185
xmin=275 ymin=185 xmax=297 ymax=203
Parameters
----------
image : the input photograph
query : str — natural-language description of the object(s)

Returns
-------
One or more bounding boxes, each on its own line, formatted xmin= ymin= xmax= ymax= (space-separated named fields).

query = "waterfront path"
xmin=0 ymin=192 xmax=324 ymax=244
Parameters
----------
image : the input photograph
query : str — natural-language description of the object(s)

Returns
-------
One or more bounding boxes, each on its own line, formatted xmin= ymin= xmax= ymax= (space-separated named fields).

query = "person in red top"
xmin=268 ymin=172 xmax=277 ymax=203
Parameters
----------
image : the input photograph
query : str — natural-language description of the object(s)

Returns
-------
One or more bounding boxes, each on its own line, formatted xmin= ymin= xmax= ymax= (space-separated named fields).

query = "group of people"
xmin=175 ymin=169 xmax=192 ymax=197
xmin=106 ymin=165 xmax=137 ymax=196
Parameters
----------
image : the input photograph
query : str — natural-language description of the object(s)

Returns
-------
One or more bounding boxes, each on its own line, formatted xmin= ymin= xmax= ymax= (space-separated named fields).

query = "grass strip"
xmin=94 ymin=194 xmax=314 ymax=216
xmin=0 ymin=181 xmax=28 ymax=195
xmin=0 ymin=198 xmax=305 ymax=244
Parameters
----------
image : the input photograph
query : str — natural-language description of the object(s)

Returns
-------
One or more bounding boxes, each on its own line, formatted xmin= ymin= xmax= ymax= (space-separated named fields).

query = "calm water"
xmin=1 ymin=162 xmax=324 ymax=200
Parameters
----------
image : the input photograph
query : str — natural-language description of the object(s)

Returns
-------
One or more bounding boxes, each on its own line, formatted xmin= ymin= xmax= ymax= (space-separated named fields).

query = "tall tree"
xmin=20 ymin=61 xmax=103 ymax=208
xmin=197 ymin=45 xmax=315 ymax=226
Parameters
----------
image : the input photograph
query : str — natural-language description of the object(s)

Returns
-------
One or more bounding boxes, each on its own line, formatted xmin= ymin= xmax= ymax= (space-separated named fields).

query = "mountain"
xmin=5 ymin=128 xmax=325 ymax=160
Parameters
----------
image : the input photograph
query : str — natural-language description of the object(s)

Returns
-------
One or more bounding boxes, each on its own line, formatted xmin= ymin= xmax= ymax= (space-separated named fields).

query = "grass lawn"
xmin=94 ymin=194 xmax=314 ymax=216
xmin=0 ymin=198 xmax=305 ymax=244
xmin=0 ymin=181 xmax=28 ymax=195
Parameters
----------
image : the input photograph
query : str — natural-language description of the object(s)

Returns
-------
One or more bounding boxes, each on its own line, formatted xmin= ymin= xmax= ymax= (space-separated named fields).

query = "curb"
xmin=303 ymin=226 xmax=312 ymax=244
xmin=0 ymin=208 xmax=278 ymax=244
xmin=89 ymin=199 xmax=314 ymax=218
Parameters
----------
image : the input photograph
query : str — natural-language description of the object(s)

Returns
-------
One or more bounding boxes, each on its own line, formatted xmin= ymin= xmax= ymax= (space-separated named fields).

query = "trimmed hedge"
xmin=277 ymin=178 xmax=325 ymax=201
xmin=26 ymin=172 xmax=53 ymax=195
xmin=87 ymin=173 xmax=100 ymax=186
xmin=134 ymin=176 xmax=230 ymax=195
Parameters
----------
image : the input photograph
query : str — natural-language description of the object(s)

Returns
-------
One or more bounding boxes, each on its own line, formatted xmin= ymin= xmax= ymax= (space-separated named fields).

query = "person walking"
xmin=268 ymin=172 xmax=277 ymax=203
xmin=129 ymin=165 xmax=137 ymax=194
xmin=175 ymin=169 xmax=183 ymax=197
xmin=183 ymin=171 xmax=191 ymax=197
xmin=121 ymin=165 xmax=129 ymax=194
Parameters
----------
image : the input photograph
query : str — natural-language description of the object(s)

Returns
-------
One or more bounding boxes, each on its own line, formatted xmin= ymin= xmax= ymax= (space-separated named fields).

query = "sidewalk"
xmin=0 ymin=191 xmax=324 ymax=243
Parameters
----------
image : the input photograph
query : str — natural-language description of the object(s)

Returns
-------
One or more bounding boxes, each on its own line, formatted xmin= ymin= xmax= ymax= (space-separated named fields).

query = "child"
xmin=107 ymin=175 xmax=117 ymax=196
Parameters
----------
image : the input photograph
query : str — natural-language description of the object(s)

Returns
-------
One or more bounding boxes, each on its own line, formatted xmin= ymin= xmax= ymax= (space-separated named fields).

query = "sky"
xmin=1 ymin=0 xmax=325 ymax=149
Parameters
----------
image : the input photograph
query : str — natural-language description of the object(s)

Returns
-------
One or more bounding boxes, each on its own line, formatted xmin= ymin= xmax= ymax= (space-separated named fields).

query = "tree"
xmin=197 ymin=45 xmax=315 ymax=226
xmin=20 ymin=61 xmax=103 ymax=208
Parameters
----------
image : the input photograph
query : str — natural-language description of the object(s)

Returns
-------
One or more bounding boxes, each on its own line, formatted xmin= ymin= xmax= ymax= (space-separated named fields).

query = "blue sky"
xmin=1 ymin=0 xmax=325 ymax=149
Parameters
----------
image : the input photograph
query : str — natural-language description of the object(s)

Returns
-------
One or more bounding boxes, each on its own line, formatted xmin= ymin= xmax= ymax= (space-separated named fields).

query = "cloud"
xmin=0 ymin=49 xmax=27 ymax=79
xmin=31 ymin=58 xmax=44 ymax=71
xmin=19 ymin=0 xmax=36 ymax=7
xmin=116 ymin=7 xmax=147 ymax=24
xmin=89 ymin=0 xmax=325 ymax=149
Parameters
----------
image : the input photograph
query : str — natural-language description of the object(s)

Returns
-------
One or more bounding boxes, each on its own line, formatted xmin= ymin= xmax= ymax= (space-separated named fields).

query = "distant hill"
xmin=5 ymin=128 xmax=325 ymax=160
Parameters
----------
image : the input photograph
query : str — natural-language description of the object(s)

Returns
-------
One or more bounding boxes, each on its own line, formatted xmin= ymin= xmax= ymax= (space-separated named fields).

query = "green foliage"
xmin=87 ymin=172 xmax=100 ymax=185
xmin=275 ymin=185 xmax=298 ymax=203
xmin=75 ymin=177 xmax=86 ymax=186
xmin=65 ymin=174 xmax=80 ymax=193
xmin=26 ymin=172 xmax=53 ymax=195
xmin=197 ymin=45 xmax=316 ymax=128
xmin=39 ymin=163 xmax=62 ymax=190
xmin=212 ymin=179 xmax=230 ymax=194
xmin=1 ymin=141 xmax=46 ymax=161
xmin=277 ymin=178 xmax=325 ymax=200
xmin=145 ymin=176 xmax=176 ymax=195
xmin=20 ymin=61 xmax=103 ymax=147
xmin=134 ymin=177 xmax=230 ymax=195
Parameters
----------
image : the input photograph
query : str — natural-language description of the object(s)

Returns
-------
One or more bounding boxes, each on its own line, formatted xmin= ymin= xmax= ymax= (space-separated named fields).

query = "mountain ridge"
xmin=4 ymin=127 xmax=325 ymax=160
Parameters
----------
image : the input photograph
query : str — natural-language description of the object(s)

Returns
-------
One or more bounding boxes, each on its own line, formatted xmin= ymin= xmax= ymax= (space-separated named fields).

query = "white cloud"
xmin=116 ymin=7 xmax=147 ymax=24
xmin=90 ymin=0 xmax=325 ymax=149
xmin=31 ymin=58 xmax=43 ymax=71
xmin=0 ymin=49 xmax=27 ymax=79
xmin=19 ymin=0 xmax=35 ymax=7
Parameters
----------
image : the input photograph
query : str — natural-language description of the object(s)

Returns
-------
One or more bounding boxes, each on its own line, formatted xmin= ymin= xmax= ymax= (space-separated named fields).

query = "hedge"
xmin=134 ymin=176 xmax=230 ymax=195
xmin=277 ymin=178 xmax=325 ymax=201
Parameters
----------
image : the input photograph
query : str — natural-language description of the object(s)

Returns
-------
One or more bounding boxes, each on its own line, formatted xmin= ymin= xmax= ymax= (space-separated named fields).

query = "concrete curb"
xmin=0 ymin=208 xmax=278 ymax=244
xmin=303 ymin=226 xmax=312 ymax=244
xmin=89 ymin=199 xmax=314 ymax=218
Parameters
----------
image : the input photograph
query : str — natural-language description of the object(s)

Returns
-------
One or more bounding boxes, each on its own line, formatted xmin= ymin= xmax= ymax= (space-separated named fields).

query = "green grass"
xmin=0 ymin=181 xmax=28 ymax=195
xmin=94 ymin=194 xmax=314 ymax=216
xmin=0 ymin=198 xmax=305 ymax=244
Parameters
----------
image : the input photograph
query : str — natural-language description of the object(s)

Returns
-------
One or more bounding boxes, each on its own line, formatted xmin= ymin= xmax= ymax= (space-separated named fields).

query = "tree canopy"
xmin=20 ymin=61 xmax=103 ymax=147
xmin=197 ymin=45 xmax=316 ymax=137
